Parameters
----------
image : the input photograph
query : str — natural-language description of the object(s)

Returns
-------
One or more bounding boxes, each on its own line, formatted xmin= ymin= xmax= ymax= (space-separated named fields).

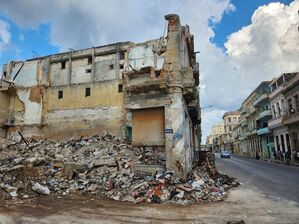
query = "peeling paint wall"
xmin=11 ymin=61 xmax=38 ymax=87
xmin=0 ymin=91 xmax=10 ymax=137
xmin=17 ymin=90 xmax=42 ymax=125
xmin=128 ymin=41 xmax=164 ymax=71
xmin=47 ymin=80 xmax=122 ymax=110
xmin=94 ymin=54 xmax=118 ymax=82
xmin=50 ymin=61 xmax=70 ymax=86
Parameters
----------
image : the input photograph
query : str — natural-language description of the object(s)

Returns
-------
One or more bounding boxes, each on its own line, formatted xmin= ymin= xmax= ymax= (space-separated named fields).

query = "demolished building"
xmin=0 ymin=14 xmax=201 ymax=178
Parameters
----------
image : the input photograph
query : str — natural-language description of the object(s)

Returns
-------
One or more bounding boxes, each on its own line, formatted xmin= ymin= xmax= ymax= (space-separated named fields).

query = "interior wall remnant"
xmin=0 ymin=91 xmax=10 ymax=127
xmin=17 ymin=90 xmax=42 ymax=125
xmin=11 ymin=61 xmax=38 ymax=87
xmin=132 ymin=107 xmax=165 ymax=146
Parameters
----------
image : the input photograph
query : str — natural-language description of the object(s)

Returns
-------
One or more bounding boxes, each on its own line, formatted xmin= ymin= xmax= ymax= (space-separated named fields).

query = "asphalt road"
xmin=215 ymin=153 xmax=299 ymax=204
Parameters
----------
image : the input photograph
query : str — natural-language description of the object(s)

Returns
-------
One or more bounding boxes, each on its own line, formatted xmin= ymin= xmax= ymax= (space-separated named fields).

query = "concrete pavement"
xmin=216 ymin=153 xmax=299 ymax=204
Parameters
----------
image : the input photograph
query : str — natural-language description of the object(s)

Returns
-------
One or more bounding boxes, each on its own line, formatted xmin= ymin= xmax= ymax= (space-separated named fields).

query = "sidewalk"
xmin=232 ymin=153 xmax=299 ymax=167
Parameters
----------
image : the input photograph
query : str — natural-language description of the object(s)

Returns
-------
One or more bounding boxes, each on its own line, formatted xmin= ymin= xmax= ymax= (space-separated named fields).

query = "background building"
xmin=269 ymin=72 xmax=298 ymax=161
xmin=223 ymin=111 xmax=240 ymax=152
xmin=207 ymin=122 xmax=225 ymax=152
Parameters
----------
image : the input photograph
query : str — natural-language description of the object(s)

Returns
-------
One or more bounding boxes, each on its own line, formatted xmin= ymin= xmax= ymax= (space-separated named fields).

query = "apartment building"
xmin=207 ymin=122 xmax=225 ymax=152
xmin=269 ymin=72 xmax=298 ymax=161
xmin=253 ymin=81 xmax=274 ymax=159
xmin=223 ymin=111 xmax=240 ymax=152
xmin=283 ymin=73 xmax=299 ymax=161
xmin=0 ymin=14 xmax=201 ymax=178
xmin=234 ymin=82 xmax=272 ymax=158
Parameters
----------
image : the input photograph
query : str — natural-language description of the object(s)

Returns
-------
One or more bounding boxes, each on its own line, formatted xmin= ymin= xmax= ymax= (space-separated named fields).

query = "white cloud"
xmin=0 ymin=0 xmax=298 ymax=143
xmin=201 ymin=108 xmax=227 ymax=141
xmin=0 ymin=19 xmax=10 ymax=54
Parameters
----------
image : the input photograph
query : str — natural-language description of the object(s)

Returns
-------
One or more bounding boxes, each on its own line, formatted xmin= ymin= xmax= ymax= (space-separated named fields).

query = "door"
xmin=132 ymin=107 xmax=165 ymax=146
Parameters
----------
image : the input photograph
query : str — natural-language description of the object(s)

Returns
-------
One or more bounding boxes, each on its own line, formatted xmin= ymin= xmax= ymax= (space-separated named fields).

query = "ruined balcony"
xmin=257 ymin=127 xmax=270 ymax=135
xmin=187 ymin=99 xmax=200 ymax=124
xmin=124 ymin=66 xmax=169 ymax=94
xmin=283 ymin=73 xmax=299 ymax=92
xmin=253 ymin=93 xmax=268 ymax=107
xmin=240 ymin=108 xmax=248 ymax=115
xmin=284 ymin=111 xmax=299 ymax=125
xmin=240 ymin=119 xmax=248 ymax=127
xmin=259 ymin=110 xmax=272 ymax=120
xmin=245 ymin=108 xmax=256 ymax=118
xmin=181 ymin=67 xmax=195 ymax=88
xmin=192 ymin=63 xmax=200 ymax=86
xmin=268 ymin=116 xmax=285 ymax=129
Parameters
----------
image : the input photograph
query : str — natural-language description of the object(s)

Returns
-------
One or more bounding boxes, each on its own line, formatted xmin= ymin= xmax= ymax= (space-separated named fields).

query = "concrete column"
xmin=165 ymin=87 xmax=191 ymax=179
xmin=91 ymin=48 xmax=96 ymax=83
xmin=283 ymin=133 xmax=288 ymax=153
xmin=68 ymin=52 xmax=72 ymax=85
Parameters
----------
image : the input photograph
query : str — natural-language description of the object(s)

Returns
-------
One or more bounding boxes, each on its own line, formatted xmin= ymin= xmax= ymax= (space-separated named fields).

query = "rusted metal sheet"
xmin=132 ymin=107 xmax=165 ymax=146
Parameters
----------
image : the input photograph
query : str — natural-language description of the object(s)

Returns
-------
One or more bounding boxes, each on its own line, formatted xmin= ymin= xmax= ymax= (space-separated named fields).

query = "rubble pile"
xmin=0 ymin=135 xmax=238 ymax=205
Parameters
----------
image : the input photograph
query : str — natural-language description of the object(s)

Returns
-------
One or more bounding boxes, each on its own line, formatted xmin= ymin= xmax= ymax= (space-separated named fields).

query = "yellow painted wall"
xmin=9 ymin=94 xmax=25 ymax=112
xmin=47 ymin=80 xmax=123 ymax=110
xmin=0 ymin=91 xmax=10 ymax=124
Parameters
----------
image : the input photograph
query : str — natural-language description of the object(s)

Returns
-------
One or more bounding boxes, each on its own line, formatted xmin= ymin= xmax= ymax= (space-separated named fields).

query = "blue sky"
xmin=0 ymin=0 xmax=293 ymax=66
xmin=0 ymin=0 xmax=298 ymax=142
xmin=211 ymin=0 xmax=293 ymax=48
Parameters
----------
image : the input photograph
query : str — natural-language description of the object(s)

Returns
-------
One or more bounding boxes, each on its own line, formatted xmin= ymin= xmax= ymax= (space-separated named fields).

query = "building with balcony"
xmin=282 ymin=73 xmax=299 ymax=161
xmin=253 ymin=81 xmax=274 ymax=159
xmin=269 ymin=73 xmax=298 ymax=161
xmin=223 ymin=111 xmax=240 ymax=152
xmin=207 ymin=122 xmax=225 ymax=152
xmin=0 ymin=14 xmax=200 ymax=178
xmin=233 ymin=82 xmax=272 ymax=158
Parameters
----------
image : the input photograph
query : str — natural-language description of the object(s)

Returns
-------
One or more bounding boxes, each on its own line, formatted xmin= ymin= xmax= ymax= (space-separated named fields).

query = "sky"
xmin=0 ymin=0 xmax=298 ymax=143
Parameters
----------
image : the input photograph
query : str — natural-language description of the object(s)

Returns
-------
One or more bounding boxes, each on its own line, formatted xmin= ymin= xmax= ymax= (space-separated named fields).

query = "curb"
xmin=230 ymin=154 xmax=299 ymax=167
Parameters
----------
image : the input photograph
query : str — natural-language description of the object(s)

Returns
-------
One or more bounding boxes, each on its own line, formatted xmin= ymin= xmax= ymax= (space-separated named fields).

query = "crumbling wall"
xmin=128 ymin=41 xmax=164 ymax=71
xmin=17 ymin=89 xmax=42 ymax=125
xmin=71 ymin=58 xmax=92 ymax=84
xmin=50 ymin=61 xmax=69 ymax=86
xmin=45 ymin=80 xmax=123 ymax=139
xmin=94 ymin=54 xmax=118 ymax=82
xmin=11 ymin=61 xmax=38 ymax=87
xmin=0 ymin=91 xmax=10 ymax=137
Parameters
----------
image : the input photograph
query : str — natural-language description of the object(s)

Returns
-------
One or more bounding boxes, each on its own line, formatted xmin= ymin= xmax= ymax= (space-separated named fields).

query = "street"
xmin=215 ymin=153 xmax=299 ymax=204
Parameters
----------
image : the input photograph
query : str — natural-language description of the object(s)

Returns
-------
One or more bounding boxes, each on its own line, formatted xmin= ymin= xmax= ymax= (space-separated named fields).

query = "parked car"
xmin=220 ymin=151 xmax=231 ymax=158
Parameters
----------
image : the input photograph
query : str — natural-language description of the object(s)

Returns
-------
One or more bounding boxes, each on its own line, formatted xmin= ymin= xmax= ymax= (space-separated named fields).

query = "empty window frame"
xmin=85 ymin=87 xmax=91 ymax=97
xmin=119 ymin=52 xmax=125 ymax=60
xmin=109 ymin=64 xmax=114 ymax=70
xmin=119 ymin=64 xmax=124 ymax=70
xmin=61 ymin=61 xmax=66 ymax=69
xmin=88 ymin=56 xmax=92 ymax=64
xmin=86 ymin=68 xmax=92 ymax=73
xmin=118 ymin=84 xmax=123 ymax=93
xmin=58 ymin=90 xmax=63 ymax=99
xmin=3 ymin=71 xmax=6 ymax=77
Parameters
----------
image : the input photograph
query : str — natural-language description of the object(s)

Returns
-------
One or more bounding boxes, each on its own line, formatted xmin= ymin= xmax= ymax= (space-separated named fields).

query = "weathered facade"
xmin=0 ymin=14 xmax=200 ymax=178
xmin=222 ymin=111 xmax=240 ymax=152
xmin=206 ymin=122 xmax=224 ymax=152
xmin=269 ymin=72 xmax=298 ymax=161
xmin=232 ymin=82 xmax=274 ymax=158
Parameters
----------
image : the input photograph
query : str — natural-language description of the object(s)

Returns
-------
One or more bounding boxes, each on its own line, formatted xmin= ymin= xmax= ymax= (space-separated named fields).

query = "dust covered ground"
xmin=0 ymin=137 xmax=298 ymax=223
xmin=0 ymin=184 xmax=298 ymax=224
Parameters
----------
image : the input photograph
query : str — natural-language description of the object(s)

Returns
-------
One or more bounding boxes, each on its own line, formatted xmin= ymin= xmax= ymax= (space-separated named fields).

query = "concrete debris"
xmin=10 ymin=191 xmax=17 ymax=198
xmin=32 ymin=183 xmax=50 ymax=195
xmin=227 ymin=220 xmax=245 ymax=224
xmin=0 ymin=135 xmax=238 ymax=205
